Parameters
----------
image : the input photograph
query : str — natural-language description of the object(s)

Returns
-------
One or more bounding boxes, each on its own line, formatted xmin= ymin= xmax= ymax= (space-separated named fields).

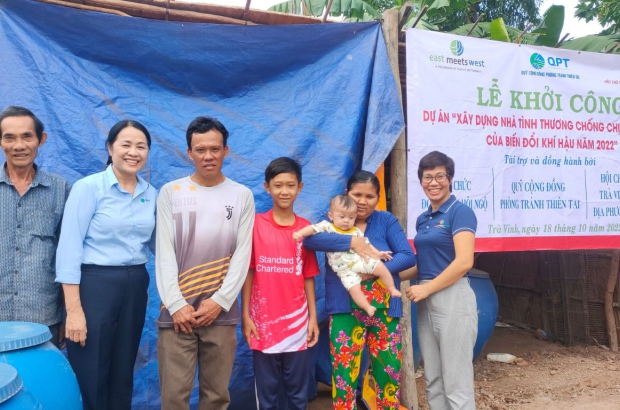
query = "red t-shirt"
xmin=248 ymin=210 xmax=320 ymax=353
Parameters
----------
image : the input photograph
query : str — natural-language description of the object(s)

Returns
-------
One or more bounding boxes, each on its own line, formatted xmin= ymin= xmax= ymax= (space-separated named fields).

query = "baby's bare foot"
xmin=388 ymin=287 xmax=402 ymax=298
xmin=364 ymin=305 xmax=377 ymax=316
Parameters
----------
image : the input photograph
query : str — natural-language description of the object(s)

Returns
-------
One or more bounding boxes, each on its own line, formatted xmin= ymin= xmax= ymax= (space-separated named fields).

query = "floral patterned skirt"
xmin=329 ymin=280 xmax=402 ymax=410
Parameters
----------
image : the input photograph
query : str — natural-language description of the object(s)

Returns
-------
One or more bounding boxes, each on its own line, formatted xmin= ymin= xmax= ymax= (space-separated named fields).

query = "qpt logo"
xmin=530 ymin=52 xmax=570 ymax=70
xmin=450 ymin=40 xmax=464 ymax=56
xmin=530 ymin=53 xmax=545 ymax=69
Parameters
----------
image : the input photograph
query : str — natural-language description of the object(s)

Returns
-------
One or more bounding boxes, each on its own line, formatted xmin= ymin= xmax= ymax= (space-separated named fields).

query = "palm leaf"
xmin=559 ymin=34 xmax=620 ymax=54
xmin=490 ymin=17 xmax=510 ymax=42
xmin=531 ymin=5 xmax=565 ymax=47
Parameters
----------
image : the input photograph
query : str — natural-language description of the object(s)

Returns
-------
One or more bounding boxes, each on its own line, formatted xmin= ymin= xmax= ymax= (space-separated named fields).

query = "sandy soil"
xmin=309 ymin=326 xmax=620 ymax=409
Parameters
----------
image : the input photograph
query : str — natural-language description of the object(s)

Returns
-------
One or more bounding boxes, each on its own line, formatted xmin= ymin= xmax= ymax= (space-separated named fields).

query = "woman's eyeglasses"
xmin=422 ymin=174 xmax=449 ymax=184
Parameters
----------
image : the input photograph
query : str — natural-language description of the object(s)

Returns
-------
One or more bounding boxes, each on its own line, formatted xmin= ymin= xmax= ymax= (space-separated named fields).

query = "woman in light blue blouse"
xmin=56 ymin=120 xmax=156 ymax=410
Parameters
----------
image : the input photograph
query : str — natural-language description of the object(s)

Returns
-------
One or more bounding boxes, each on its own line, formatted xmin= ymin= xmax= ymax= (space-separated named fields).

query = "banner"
xmin=406 ymin=29 xmax=620 ymax=251
xmin=0 ymin=1 xmax=405 ymax=408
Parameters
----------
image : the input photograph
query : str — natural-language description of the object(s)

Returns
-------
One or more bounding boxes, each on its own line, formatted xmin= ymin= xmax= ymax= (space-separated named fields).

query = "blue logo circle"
xmin=450 ymin=40 xmax=464 ymax=56
xmin=530 ymin=53 xmax=545 ymax=69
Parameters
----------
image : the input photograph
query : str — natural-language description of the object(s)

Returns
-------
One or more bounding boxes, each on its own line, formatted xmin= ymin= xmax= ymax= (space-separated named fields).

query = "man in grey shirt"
xmin=156 ymin=116 xmax=254 ymax=410
xmin=0 ymin=106 xmax=70 ymax=344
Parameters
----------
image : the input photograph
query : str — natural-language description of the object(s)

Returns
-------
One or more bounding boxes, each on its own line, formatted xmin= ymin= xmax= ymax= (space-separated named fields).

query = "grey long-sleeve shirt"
xmin=155 ymin=176 xmax=254 ymax=327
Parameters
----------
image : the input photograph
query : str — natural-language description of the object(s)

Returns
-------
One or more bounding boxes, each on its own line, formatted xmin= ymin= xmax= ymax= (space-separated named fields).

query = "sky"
xmin=190 ymin=0 xmax=605 ymax=38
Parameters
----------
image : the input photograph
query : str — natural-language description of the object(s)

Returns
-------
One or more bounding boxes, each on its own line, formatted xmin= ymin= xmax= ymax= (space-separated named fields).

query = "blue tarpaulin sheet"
xmin=0 ymin=0 xmax=404 ymax=408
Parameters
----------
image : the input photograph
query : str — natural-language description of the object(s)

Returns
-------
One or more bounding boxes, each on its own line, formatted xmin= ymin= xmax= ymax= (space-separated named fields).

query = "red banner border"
xmin=409 ymin=236 xmax=620 ymax=252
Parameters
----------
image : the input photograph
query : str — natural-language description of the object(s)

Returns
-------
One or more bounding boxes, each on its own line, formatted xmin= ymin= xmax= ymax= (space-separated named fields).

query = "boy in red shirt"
xmin=242 ymin=157 xmax=320 ymax=410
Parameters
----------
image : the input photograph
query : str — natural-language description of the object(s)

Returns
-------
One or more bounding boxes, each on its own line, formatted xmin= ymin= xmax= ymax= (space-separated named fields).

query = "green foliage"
xmin=269 ymin=0 xmax=381 ymax=21
xmin=531 ymin=4 xmax=564 ymax=46
xmin=489 ymin=17 xmax=510 ymax=42
xmin=269 ymin=0 xmax=541 ymax=30
xmin=472 ymin=0 xmax=542 ymax=30
xmin=412 ymin=0 xmax=542 ymax=32
xmin=401 ymin=0 xmax=479 ymax=31
xmin=450 ymin=5 xmax=564 ymax=47
xmin=451 ymin=21 xmax=525 ymax=41
xmin=269 ymin=0 xmax=324 ymax=16
xmin=268 ymin=0 xmax=618 ymax=55
xmin=560 ymin=34 xmax=620 ymax=53
xmin=575 ymin=0 xmax=620 ymax=34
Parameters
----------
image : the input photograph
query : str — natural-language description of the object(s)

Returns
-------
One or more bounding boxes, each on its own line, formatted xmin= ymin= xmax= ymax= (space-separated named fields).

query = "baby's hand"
xmin=377 ymin=250 xmax=393 ymax=261
xmin=292 ymin=231 xmax=303 ymax=241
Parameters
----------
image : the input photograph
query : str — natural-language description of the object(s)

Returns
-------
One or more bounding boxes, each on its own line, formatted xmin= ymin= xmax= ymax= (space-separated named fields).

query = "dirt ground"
xmin=309 ymin=326 xmax=620 ymax=409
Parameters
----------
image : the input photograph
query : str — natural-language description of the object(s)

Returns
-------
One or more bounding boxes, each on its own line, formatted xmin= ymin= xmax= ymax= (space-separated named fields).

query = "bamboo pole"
xmin=397 ymin=1 xmax=412 ymax=31
xmin=322 ymin=0 xmax=334 ymax=23
xmin=514 ymin=22 xmax=534 ymax=43
xmin=466 ymin=13 xmax=485 ymax=36
xmin=46 ymin=0 xmax=255 ymax=24
xmin=382 ymin=8 xmax=418 ymax=410
xmin=134 ymin=0 xmax=325 ymax=24
xmin=33 ymin=0 xmax=130 ymax=16
xmin=554 ymin=32 xmax=570 ymax=48
xmin=410 ymin=4 xmax=428 ymax=29
xmin=243 ymin=0 xmax=252 ymax=22
xmin=605 ymin=250 xmax=620 ymax=351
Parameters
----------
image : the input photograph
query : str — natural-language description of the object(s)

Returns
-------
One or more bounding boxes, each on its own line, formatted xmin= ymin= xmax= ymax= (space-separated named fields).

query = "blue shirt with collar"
xmin=304 ymin=210 xmax=416 ymax=317
xmin=56 ymin=165 xmax=157 ymax=284
xmin=415 ymin=195 xmax=477 ymax=280
xmin=0 ymin=163 xmax=71 ymax=325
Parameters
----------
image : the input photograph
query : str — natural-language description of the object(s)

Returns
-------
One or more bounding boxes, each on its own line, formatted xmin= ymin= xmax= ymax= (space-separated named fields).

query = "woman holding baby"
xmin=304 ymin=170 xmax=416 ymax=410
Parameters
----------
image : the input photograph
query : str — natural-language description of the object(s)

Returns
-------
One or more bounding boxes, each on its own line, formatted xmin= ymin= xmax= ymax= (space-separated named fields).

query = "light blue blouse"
xmin=56 ymin=165 xmax=156 ymax=284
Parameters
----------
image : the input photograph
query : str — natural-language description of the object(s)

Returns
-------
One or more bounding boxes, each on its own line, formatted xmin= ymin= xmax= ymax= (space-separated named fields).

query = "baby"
xmin=293 ymin=195 xmax=401 ymax=316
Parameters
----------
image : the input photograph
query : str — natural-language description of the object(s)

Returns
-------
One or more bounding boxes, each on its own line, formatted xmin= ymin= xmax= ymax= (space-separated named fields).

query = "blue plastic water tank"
xmin=0 ymin=322 xmax=82 ymax=410
xmin=0 ymin=363 xmax=43 ymax=409
xmin=467 ymin=269 xmax=499 ymax=359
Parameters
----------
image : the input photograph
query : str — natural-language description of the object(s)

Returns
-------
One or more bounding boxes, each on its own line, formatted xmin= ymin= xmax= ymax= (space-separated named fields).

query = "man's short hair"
xmin=0 ymin=106 xmax=45 ymax=142
xmin=186 ymin=116 xmax=229 ymax=149
xmin=330 ymin=194 xmax=357 ymax=211
xmin=264 ymin=157 xmax=302 ymax=184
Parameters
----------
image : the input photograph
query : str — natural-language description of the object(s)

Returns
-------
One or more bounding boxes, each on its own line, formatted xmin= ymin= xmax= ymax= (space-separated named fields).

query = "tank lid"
xmin=468 ymin=268 xmax=490 ymax=279
xmin=0 ymin=322 xmax=51 ymax=352
xmin=0 ymin=363 xmax=23 ymax=404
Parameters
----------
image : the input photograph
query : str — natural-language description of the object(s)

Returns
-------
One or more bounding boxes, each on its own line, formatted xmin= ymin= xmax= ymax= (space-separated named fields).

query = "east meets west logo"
xmin=428 ymin=39 xmax=486 ymax=68
xmin=530 ymin=52 xmax=570 ymax=70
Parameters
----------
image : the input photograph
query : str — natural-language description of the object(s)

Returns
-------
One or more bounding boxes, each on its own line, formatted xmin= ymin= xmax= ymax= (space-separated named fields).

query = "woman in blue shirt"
xmin=304 ymin=171 xmax=416 ymax=410
xmin=404 ymin=151 xmax=477 ymax=410
xmin=56 ymin=120 xmax=157 ymax=410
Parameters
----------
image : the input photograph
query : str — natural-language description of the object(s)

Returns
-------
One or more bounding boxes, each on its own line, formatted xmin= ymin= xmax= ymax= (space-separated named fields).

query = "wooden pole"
xmin=466 ymin=13 xmax=485 ymax=36
xmin=397 ymin=1 xmax=413 ymax=31
xmin=243 ymin=0 xmax=251 ymax=23
xmin=554 ymin=32 xmax=570 ymax=48
xmin=410 ymin=5 xmax=428 ymax=29
xmin=382 ymin=8 xmax=418 ymax=410
xmin=45 ymin=0 xmax=255 ymax=24
xmin=33 ymin=0 xmax=130 ymax=16
xmin=322 ymin=0 xmax=334 ymax=23
xmin=513 ymin=22 xmax=534 ymax=43
xmin=126 ymin=0 xmax=325 ymax=25
xmin=605 ymin=250 xmax=620 ymax=351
